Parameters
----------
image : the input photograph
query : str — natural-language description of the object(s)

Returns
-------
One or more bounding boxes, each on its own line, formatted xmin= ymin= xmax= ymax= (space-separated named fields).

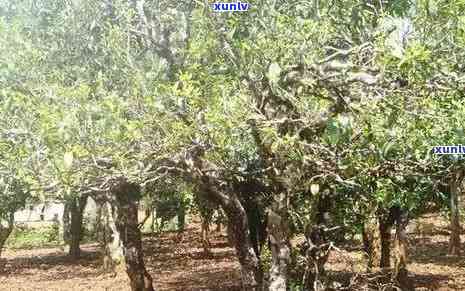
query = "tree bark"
xmin=243 ymin=195 xmax=267 ymax=259
xmin=363 ymin=209 xmax=396 ymax=272
xmin=0 ymin=212 xmax=14 ymax=259
xmin=267 ymin=192 xmax=291 ymax=291
xmin=93 ymin=202 xmax=103 ymax=242
xmin=102 ymin=201 xmax=125 ymax=273
xmin=63 ymin=202 xmax=70 ymax=243
xmin=68 ymin=195 xmax=88 ymax=259
xmin=198 ymin=186 xmax=263 ymax=289
xmin=449 ymin=172 xmax=462 ymax=256
xmin=392 ymin=209 xmax=413 ymax=291
xmin=301 ymin=225 xmax=330 ymax=291
xmin=379 ymin=216 xmax=392 ymax=268
xmin=110 ymin=178 xmax=154 ymax=291
xmin=178 ymin=146 xmax=263 ymax=289
xmin=195 ymin=193 xmax=214 ymax=255
xmin=222 ymin=193 xmax=263 ymax=290
xmin=363 ymin=216 xmax=381 ymax=272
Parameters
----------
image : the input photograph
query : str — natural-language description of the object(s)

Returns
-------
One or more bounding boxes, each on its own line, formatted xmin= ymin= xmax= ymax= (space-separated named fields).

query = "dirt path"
xmin=0 ymin=224 xmax=241 ymax=291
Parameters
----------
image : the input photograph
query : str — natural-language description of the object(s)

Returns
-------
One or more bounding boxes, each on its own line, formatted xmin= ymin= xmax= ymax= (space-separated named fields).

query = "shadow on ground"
xmin=0 ymin=224 xmax=241 ymax=290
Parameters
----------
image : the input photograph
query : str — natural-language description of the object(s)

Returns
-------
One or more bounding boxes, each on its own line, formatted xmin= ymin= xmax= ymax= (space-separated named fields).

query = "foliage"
xmin=1 ymin=0 xmax=465 ymax=289
xmin=6 ymin=223 xmax=62 ymax=249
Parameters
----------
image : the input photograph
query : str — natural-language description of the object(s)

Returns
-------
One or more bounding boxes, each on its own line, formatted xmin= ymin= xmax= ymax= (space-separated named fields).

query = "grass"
xmin=6 ymin=215 xmax=186 ymax=250
xmin=6 ymin=223 xmax=63 ymax=249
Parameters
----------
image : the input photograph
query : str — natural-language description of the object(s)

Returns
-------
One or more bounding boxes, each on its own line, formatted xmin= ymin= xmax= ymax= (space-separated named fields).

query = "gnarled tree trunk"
xmin=448 ymin=172 xmax=462 ymax=256
xmin=302 ymin=194 xmax=341 ymax=290
xmin=195 ymin=193 xmax=214 ymax=255
xmin=93 ymin=202 xmax=103 ymax=242
xmin=0 ymin=212 xmax=14 ymax=259
xmin=243 ymin=195 xmax=267 ymax=259
xmin=177 ymin=145 xmax=263 ymax=289
xmin=379 ymin=219 xmax=392 ymax=269
xmin=222 ymin=192 xmax=263 ymax=290
xmin=363 ymin=208 xmax=396 ymax=271
xmin=68 ymin=195 xmax=88 ymax=259
xmin=363 ymin=216 xmax=381 ymax=272
xmin=392 ymin=208 xmax=413 ymax=291
xmin=101 ymin=201 xmax=125 ymax=273
xmin=110 ymin=178 xmax=154 ymax=291
xmin=302 ymin=225 xmax=332 ymax=291
xmin=197 ymin=185 xmax=263 ymax=289
xmin=63 ymin=202 xmax=71 ymax=244
xmin=267 ymin=192 xmax=291 ymax=291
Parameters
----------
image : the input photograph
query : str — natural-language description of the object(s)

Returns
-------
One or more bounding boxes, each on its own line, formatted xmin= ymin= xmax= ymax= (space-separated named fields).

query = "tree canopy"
xmin=1 ymin=1 xmax=465 ymax=290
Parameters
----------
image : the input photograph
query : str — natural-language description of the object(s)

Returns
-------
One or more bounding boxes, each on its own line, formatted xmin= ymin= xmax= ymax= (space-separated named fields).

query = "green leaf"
xmin=310 ymin=184 xmax=319 ymax=195
xmin=227 ymin=27 xmax=237 ymax=40
xmin=267 ymin=63 xmax=281 ymax=84
xmin=63 ymin=151 xmax=74 ymax=170
xmin=382 ymin=141 xmax=395 ymax=158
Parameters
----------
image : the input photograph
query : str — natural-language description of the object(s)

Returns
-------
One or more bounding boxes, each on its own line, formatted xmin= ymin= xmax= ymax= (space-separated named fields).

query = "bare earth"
xmin=0 ymin=223 xmax=242 ymax=291
xmin=326 ymin=215 xmax=465 ymax=291
xmin=1 ymin=215 xmax=464 ymax=290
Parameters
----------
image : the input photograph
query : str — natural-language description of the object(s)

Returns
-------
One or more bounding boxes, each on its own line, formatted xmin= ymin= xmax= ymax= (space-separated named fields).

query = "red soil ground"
xmin=0 ymin=215 xmax=464 ymax=290
xmin=0 ymin=224 xmax=241 ymax=291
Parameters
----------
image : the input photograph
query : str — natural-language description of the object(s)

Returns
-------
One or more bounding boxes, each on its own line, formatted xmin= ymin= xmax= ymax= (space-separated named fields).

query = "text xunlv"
xmin=432 ymin=145 xmax=465 ymax=155
xmin=212 ymin=2 xmax=250 ymax=12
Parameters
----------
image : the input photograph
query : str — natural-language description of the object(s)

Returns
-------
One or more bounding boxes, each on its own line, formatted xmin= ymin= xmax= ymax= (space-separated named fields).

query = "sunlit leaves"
xmin=1 ymin=0 xmax=465 ymax=251
xmin=310 ymin=184 xmax=319 ymax=195
xmin=267 ymin=63 xmax=281 ymax=84
xmin=63 ymin=151 xmax=74 ymax=170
